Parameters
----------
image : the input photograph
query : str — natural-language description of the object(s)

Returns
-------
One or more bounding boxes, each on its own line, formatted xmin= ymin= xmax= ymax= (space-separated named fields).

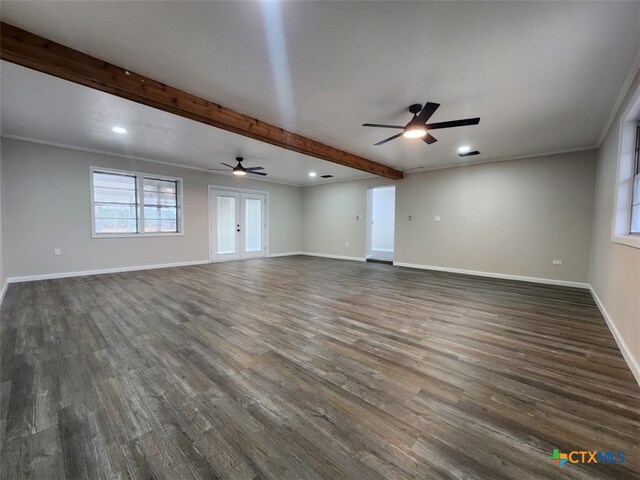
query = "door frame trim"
xmin=365 ymin=185 xmax=396 ymax=261
xmin=208 ymin=185 xmax=270 ymax=262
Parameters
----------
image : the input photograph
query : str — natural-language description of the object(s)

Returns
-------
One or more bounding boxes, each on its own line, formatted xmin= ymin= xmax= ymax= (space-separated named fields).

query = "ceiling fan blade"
xmin=246 ymin=166 xmax=265 ymax=171
xmin=416 ymin=102 xmax=440 ymax=124
xmin=425 ymin=117 xmax=480 ymax=130
xmin=423 ymin=133 xmax=438 ymax=145
xmin=248 ymin=171 xmax=267 ymax=176
xmin=220 ymin=162 xmax=236 ymax=168
xmin=374 ymin=132 xmax=403 ymax=146
xmin=362 ymin=123 xmax=404 ymax=129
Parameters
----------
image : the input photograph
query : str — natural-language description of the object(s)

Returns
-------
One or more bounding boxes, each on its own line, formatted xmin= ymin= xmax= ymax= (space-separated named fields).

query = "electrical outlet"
xmin=435 ymin=216 xmax=441 ymax=222
xmin=552 ymin=260 xmax=563 ymax=266
xmin=408 ymin=215 xmax=412 ymax=221
xmin=54 ymin=248 xmax=61 ymax=256
xmin=345 ymin=241 xmax=349 ymax=246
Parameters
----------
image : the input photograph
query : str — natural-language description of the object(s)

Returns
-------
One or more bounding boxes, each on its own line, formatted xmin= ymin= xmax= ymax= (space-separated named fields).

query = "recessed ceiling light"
xmin=112 ymin=126 xmax=127 ymax=134
xmin=457 ymin=145 xmax=471 ymax=154
xmin=309 ymin=172 xmax=317 ymax=177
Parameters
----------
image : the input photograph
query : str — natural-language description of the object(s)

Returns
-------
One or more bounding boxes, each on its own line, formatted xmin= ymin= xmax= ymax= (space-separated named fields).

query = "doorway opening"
xmin=366 ymin=185 xmax=396 ymax=263
xmin=209 ymin=186 xmax=268 ymax=262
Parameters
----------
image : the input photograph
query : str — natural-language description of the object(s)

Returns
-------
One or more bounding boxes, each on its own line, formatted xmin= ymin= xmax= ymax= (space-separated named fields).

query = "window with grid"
xmin=92 ymin=171 xmax=139 ymax=234
xmin=91 ymin=169 xmax=182 ymax=236
xmin=143 ymin=177 xmax=179 ymax=233
xmin=631 ymin=124 xmax=640 ymax=234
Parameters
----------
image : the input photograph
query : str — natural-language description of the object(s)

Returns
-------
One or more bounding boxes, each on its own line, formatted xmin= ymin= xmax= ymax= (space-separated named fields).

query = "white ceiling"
xmin=1 ymin=1 xmax=639 ymax=178
xmin=0 ymin=62 xmax=371 ymax=186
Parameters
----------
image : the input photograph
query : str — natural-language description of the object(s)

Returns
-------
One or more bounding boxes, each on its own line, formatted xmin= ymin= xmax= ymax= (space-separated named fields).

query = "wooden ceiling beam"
xmin=0 ymin=22 xmax=403 ymax=179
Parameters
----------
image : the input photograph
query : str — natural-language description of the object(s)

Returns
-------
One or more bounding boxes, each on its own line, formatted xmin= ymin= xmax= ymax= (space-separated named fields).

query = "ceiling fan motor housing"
xmin=409 ymin=104 xmax=423 ymax=115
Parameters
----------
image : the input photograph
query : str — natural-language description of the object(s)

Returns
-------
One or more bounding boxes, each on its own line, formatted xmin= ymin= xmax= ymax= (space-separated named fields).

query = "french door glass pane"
xmin=631 ymin=205 xmax=640 ymax=234
xmin=632 ymin=175 xmax=640 ymax=234
xmin=217 ymin=196 xmax=236 ymax=254
xmin=245 ymin=198 xmax=262 ymax=252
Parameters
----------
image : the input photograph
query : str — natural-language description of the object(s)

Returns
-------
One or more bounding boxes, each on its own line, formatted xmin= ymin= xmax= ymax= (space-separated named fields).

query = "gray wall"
xmin=396 ymin=151 xmax=596 ymax=282
xmin=589 ymin=69 xmax=640 ymax=377
xmin=3 ymin=138 xmax=599 ymax=286
xmin=302 ymin=177 xmax=397 ymax=259
xmin=2 ymin=138 xmax=301 ymax=278
xmin=0 ymin=149 xmax=6 ymax=293
xmin=303 ymin=150 xmax=597 ymax=283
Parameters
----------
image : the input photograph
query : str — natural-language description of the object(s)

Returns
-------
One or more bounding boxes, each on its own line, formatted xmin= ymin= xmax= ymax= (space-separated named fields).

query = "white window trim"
xmin=612 ymin=83 xmax=640 ymax=249
xmin=90 ymin=166 xmax=184 ymax=238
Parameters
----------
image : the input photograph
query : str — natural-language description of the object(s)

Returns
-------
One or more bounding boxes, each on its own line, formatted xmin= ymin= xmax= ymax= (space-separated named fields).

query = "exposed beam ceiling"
xmin=0 ymin=22 xmax=403 ymax=180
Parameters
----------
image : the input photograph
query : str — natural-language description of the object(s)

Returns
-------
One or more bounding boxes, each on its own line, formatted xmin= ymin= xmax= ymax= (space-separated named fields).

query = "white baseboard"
xmin=392 ymin=262 xmax=590 ymax=289
xmin=7 ymin=260 xmax=210 ymax=283
xmin=301 ymin=252 xmax=366 ymax=262
xmin=267 ymin=251 xmax=302 ymax=258
xmin=0 ymin=280 xmax=7 ymax=306
xmin=590 ymin=287 xmax=640 ymax=386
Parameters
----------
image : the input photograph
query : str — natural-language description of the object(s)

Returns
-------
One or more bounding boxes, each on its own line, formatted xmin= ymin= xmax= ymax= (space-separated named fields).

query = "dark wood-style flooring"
xmin=1 ymin=256 xmax=638 ymax=479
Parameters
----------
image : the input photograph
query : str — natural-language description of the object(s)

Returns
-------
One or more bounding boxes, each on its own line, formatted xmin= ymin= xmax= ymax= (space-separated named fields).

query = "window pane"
xmin=217 ymin=196 xmax=236 ymax=254
xmin=144 ymin=178 xmax=177 ymax=194
xmin=245 ymin=198 xmax=261 ymax=252
xmin=144 ymin=219 xmax=178 ymax=233
xmin=93 ymin=172 xmax=136 ymax=189
xmin=93 ymin=186 xmax=137 ymax=204
xmin=633 ymin=174 xmax=640 ymax=206
xmin=95 ymin=204 xmax=137 ymax=220
xmin=143 ymin=191 xmax=178 ymax=206
xmin=144 ymin=206 xmax=178 ymax=233
xmin=144 ymin=206 xmax=177 ymax=220
xmin=93 ymin=172 xmax=137 ymax=204
xmin=95 ymin=218 xmax=137 ymax=234
xmin=93 ymin=171 xmax=138 ymax=234
xmin=143 ymin=178 xmax=177 ymax=207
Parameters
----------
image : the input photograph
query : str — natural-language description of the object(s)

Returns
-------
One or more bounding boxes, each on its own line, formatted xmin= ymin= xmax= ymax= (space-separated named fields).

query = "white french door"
xmin=210 ymin=188 xmax=267 ymax=261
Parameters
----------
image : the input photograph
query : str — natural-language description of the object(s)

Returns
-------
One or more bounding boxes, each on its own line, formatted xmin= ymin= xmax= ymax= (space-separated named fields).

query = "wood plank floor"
xmin=1 ymin=256 xmax=638 ymax=479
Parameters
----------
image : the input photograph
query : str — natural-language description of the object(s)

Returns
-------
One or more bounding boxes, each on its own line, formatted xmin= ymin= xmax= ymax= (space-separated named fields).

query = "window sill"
xmin=612 ymin=234 xmax=640 ymax=249
xmin=92 ymin=232 xmax=184 ymax=239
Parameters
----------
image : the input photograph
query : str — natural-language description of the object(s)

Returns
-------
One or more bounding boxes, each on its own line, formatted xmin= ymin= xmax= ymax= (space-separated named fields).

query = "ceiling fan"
xmin=363 ymin=102 xmax=480 ymax=146
xmin=209 ymin=157 xmax=267 ymax=176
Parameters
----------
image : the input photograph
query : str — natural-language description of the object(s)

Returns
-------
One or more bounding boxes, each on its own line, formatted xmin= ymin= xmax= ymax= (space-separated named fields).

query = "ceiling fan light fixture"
xmin=232 ymin=168 xmax=246 ymax=176
xmin=402 ymin=126 xmax=427 ymax=139
xmin=363 ymin=101 xmax=480 ymax=147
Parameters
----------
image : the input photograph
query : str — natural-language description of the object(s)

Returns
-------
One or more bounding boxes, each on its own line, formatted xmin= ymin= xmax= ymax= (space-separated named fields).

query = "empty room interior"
xmin=1 ymin=1 xmax=639 ymax=479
